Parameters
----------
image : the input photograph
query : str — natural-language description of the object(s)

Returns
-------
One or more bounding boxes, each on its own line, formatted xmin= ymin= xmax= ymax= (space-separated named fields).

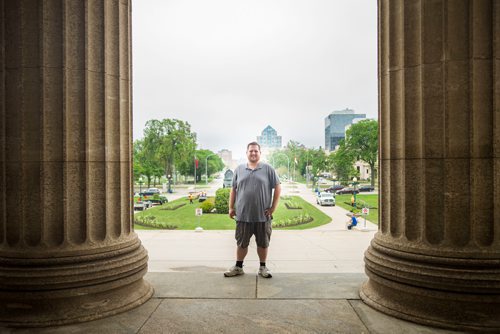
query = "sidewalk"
xmin=1 ymin=182 xmax=464 ymax=333
xmin=2 ymin=228 xmax=462 ymax=334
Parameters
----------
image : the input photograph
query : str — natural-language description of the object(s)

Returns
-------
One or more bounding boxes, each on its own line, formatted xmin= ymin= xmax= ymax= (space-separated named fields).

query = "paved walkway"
xmin=1 ymin=182 xmax=464 ymax=333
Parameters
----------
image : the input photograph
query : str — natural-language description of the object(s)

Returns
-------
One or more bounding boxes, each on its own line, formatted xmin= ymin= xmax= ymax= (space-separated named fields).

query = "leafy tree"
xmin=133 ymin=139 xmax=162 ymax=188
xmin=142 ymin=119 xmax=197 ymax=178
xmin=177 ymin=149 xmax=224 ymax=182
xmin=267 ymin=142 xmax=325 ymax=183
xmin=307 ymin=148 xmax=328 ymax=185
xmin=268 ymin=150 xmax=291 ymax=178
xmin=327 ymin=140 xmax=357 ymax=184
xmin=344 ymin=119 xmax=378 ymax=186
xmin=285 ymin=141 xmax=307 ymax=180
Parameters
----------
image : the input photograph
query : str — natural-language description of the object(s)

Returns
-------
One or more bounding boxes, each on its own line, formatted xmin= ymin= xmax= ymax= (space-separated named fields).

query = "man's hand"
xmin=229 ymin=208 xmax=236 ymax=219
xmin=264 ymin=208 xmax=274 ymax=219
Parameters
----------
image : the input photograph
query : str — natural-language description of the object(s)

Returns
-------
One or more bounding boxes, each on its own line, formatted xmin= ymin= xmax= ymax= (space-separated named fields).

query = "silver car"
xmin=316 ymin=192 xmax=336 ymax=206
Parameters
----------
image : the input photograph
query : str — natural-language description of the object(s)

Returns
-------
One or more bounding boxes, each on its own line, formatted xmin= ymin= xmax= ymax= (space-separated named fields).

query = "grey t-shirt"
xmin=232 ymin=162 xmax=280 ymax=223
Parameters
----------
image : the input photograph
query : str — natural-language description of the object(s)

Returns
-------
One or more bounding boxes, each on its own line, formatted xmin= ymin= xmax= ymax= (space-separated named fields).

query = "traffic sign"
xmin=195 ymin=208 xmax=203 ymax=216
xmin=362 ymin=207 xmax=369 ymax=215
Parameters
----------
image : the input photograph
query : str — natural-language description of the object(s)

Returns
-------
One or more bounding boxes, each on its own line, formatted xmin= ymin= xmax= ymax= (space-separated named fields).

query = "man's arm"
xmin=265 ymin=183 xmax=281 ymax=218
xmin=228 ymin=187 xmax=236 ymax=219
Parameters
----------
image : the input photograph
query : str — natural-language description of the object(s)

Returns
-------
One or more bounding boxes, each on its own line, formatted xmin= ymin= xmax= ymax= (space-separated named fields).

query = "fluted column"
xmin=0 ymin=0 xmax=152 ymax=326
xmin=361 ymin=1 xmax=500 ymax=332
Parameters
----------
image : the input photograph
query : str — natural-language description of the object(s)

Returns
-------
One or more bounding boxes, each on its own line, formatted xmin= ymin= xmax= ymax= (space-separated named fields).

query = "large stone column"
xmin=0 ymin=0 xmax=153 ymax=326
xmin=361 ymin=1 xmax=500 ymax=332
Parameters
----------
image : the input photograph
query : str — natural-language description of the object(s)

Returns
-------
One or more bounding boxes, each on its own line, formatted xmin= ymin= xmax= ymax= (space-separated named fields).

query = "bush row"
xmin=134 ymin=215 xmax=177 ymax=229
xmin=272 ymin=213 xmax=313 ymax=228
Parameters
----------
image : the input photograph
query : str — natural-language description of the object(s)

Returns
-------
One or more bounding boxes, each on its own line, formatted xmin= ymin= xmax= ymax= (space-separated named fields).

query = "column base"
xmin=0 ymin=276 xmax=153 ymax=327
xmin=0 ymin=241 xmax=153 ymax=327
xmin=361 ymin=244 xmax=500 ymax=333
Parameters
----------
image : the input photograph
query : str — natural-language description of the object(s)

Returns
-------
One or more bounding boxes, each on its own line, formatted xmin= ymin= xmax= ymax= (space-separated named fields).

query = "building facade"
xmin=217 ymin=149 xmax=237 ymax=170
xmin=324 ymin=108 xmax=366 ymax=151
xmin=257 ymin=125 xmax=282 ymax=148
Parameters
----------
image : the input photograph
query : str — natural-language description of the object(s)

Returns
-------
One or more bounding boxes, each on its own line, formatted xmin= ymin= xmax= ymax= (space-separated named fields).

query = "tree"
xmin=307 ymin=148 xmax=328 ymax=185
xmin=327 ymin=139 xmax=357 ymax=184
xmin=344 ymin=119 xmax=378 ymax=186
xmin=177 ymin=149 xmax=224 ymax=182
xmin=133 ymin=139 xmax=162 ymax=188
xmin=142 ymin=119 xmax=197 ymax=178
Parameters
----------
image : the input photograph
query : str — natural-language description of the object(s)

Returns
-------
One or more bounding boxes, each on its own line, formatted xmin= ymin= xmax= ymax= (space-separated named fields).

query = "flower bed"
xmin=272 ymin=213 xmax=313 ymax=228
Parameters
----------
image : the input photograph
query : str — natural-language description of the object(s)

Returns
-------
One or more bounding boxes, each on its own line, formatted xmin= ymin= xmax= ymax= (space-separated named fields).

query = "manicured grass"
xmin=335 ymin=194 xmax=379 ymax=224
xmin=273 ymin=197 xmax=331 ymax=230
xmin=133 ymin=196 xmax=331 ymax=230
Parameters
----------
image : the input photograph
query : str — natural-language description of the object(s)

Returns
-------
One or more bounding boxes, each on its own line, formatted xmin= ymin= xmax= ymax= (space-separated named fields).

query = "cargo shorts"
xmin=235 ymin=221 xmax=272 ymax=248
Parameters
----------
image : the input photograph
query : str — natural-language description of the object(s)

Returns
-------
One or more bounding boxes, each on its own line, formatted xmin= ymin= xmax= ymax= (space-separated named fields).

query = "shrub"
xmin=215 ymin=188 xmax=231 ymax=214
xmin=272 ymin=213 xmax=313 ymax=228
xmin=199 ymin=198 xmax=215 ymax=213
xmin=134 ymin=215 xmax=177 ymax=229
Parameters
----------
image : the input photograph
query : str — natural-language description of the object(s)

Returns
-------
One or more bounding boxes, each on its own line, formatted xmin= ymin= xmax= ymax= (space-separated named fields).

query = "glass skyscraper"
xmin=324 ymin=108 xmax=366 ymax=151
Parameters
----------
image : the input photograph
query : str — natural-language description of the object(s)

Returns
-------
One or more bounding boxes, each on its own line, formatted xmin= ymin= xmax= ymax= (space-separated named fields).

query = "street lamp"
xmin=273 ymin=153 xmax=290 ymax=182
xmin=353 ymin=177 xmax=358 ymax=208
xmin=139 ymin=177 xmax=144 ymax=193
xmin=205 ymin=153 xmax=215 ymax=185
xmin=167 ymin=174 xmax=172 ymax=193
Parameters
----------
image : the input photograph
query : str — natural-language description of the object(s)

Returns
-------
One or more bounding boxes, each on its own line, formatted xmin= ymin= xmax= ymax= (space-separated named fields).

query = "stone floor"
xmin=0 ymin=272 xmax=465 ymax=333
xmin=0 ymin=182 xmax=468 ymax=333
xmin=0 ymin=230 xmax=466 ymax=334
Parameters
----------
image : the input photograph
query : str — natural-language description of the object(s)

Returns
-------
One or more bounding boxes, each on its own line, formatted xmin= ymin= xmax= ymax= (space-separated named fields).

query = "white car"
xmin=146 ymin=187 xmax=161 ymax=194
xmin=316 ymin=192 xmax=335 ymax=206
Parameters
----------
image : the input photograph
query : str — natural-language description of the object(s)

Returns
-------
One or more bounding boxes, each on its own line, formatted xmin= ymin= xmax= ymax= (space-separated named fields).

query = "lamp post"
xmin=305 ymin=153 xmax=310 ymax=187
xmin=167 ymin=174 xmax=172 ymax=193
xmin=353 ymin=177 xmax=358 ymax=208
xmin=205 ymin=153 xmax=215 ymax=185
xmin=139 ymin=177 xmax=144 ymax=193
xmin=273 ymin=153 xmax=290 ymax=182
xmin=194 ymin=155 xmax=197 ymax=190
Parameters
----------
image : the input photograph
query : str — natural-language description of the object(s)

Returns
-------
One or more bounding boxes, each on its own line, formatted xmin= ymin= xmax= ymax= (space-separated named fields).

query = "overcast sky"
xmin=132 ymin=0 xmax=377 ymax=160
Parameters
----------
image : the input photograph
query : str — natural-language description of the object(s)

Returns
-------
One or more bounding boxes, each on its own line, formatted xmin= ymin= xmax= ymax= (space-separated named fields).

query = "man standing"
xmin=224 ymin=142 xmax=281 ymax=278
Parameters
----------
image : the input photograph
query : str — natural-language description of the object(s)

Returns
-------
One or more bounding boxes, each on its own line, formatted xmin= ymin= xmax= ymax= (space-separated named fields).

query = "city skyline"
xmin=132 ymin=0 xmax=377 ymax=159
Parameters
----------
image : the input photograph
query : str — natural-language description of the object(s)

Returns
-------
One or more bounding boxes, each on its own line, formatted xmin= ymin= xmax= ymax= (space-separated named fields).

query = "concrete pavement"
xmin=1 ymin=182 xmax=465 ymax=333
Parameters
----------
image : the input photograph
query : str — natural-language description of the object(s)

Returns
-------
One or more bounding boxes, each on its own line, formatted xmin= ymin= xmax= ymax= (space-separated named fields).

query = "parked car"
xmin=146 ymin=187 xmax=161 ymax=194
xmin=139 ymin=192 xmax=168 ymax=205
xmin=336 ymin=187 xmax=360 ymax=195
xmin=316 ymin=192 xmax=336 ymax=206
xmin=358 ymin=185 xmax=375 ymax=192
xmin=134 ymin=200 xmax=146 ymax=211
xmin=324 ymin=185 xmax=344 ymax=193
xmin=317 ymin=177 xmax=329 ymax=185
xmin=134 ymin=197 xmax=152 ymax=211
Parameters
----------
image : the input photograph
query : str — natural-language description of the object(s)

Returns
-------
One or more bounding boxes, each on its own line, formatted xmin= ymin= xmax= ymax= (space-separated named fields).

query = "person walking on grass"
xmin=224 ymin=141 xmax=281 ymax=278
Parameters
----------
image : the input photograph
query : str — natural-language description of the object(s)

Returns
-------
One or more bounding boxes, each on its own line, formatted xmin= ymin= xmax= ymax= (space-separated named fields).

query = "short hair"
xmin=247 ymin=141 xmax=261 ymax=151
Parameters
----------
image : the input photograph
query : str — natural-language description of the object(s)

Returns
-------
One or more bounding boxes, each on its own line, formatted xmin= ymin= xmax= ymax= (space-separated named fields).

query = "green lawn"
xmin=134 ymin=195 xmax=332 ymax=230
xmin=335 ymin=194 xmax=379 ymax=224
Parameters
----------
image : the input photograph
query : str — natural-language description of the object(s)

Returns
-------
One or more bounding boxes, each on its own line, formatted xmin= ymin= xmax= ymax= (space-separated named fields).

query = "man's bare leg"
xmin=237 ymin=246 xmax=248 ymax=261
xmin=257 ymin=246 xmax=268 ymax=262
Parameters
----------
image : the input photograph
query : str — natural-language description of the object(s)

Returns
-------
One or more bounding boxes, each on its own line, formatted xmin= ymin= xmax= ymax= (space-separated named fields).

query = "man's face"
xmin=246 ymin=145 xmax=261 ymax=163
